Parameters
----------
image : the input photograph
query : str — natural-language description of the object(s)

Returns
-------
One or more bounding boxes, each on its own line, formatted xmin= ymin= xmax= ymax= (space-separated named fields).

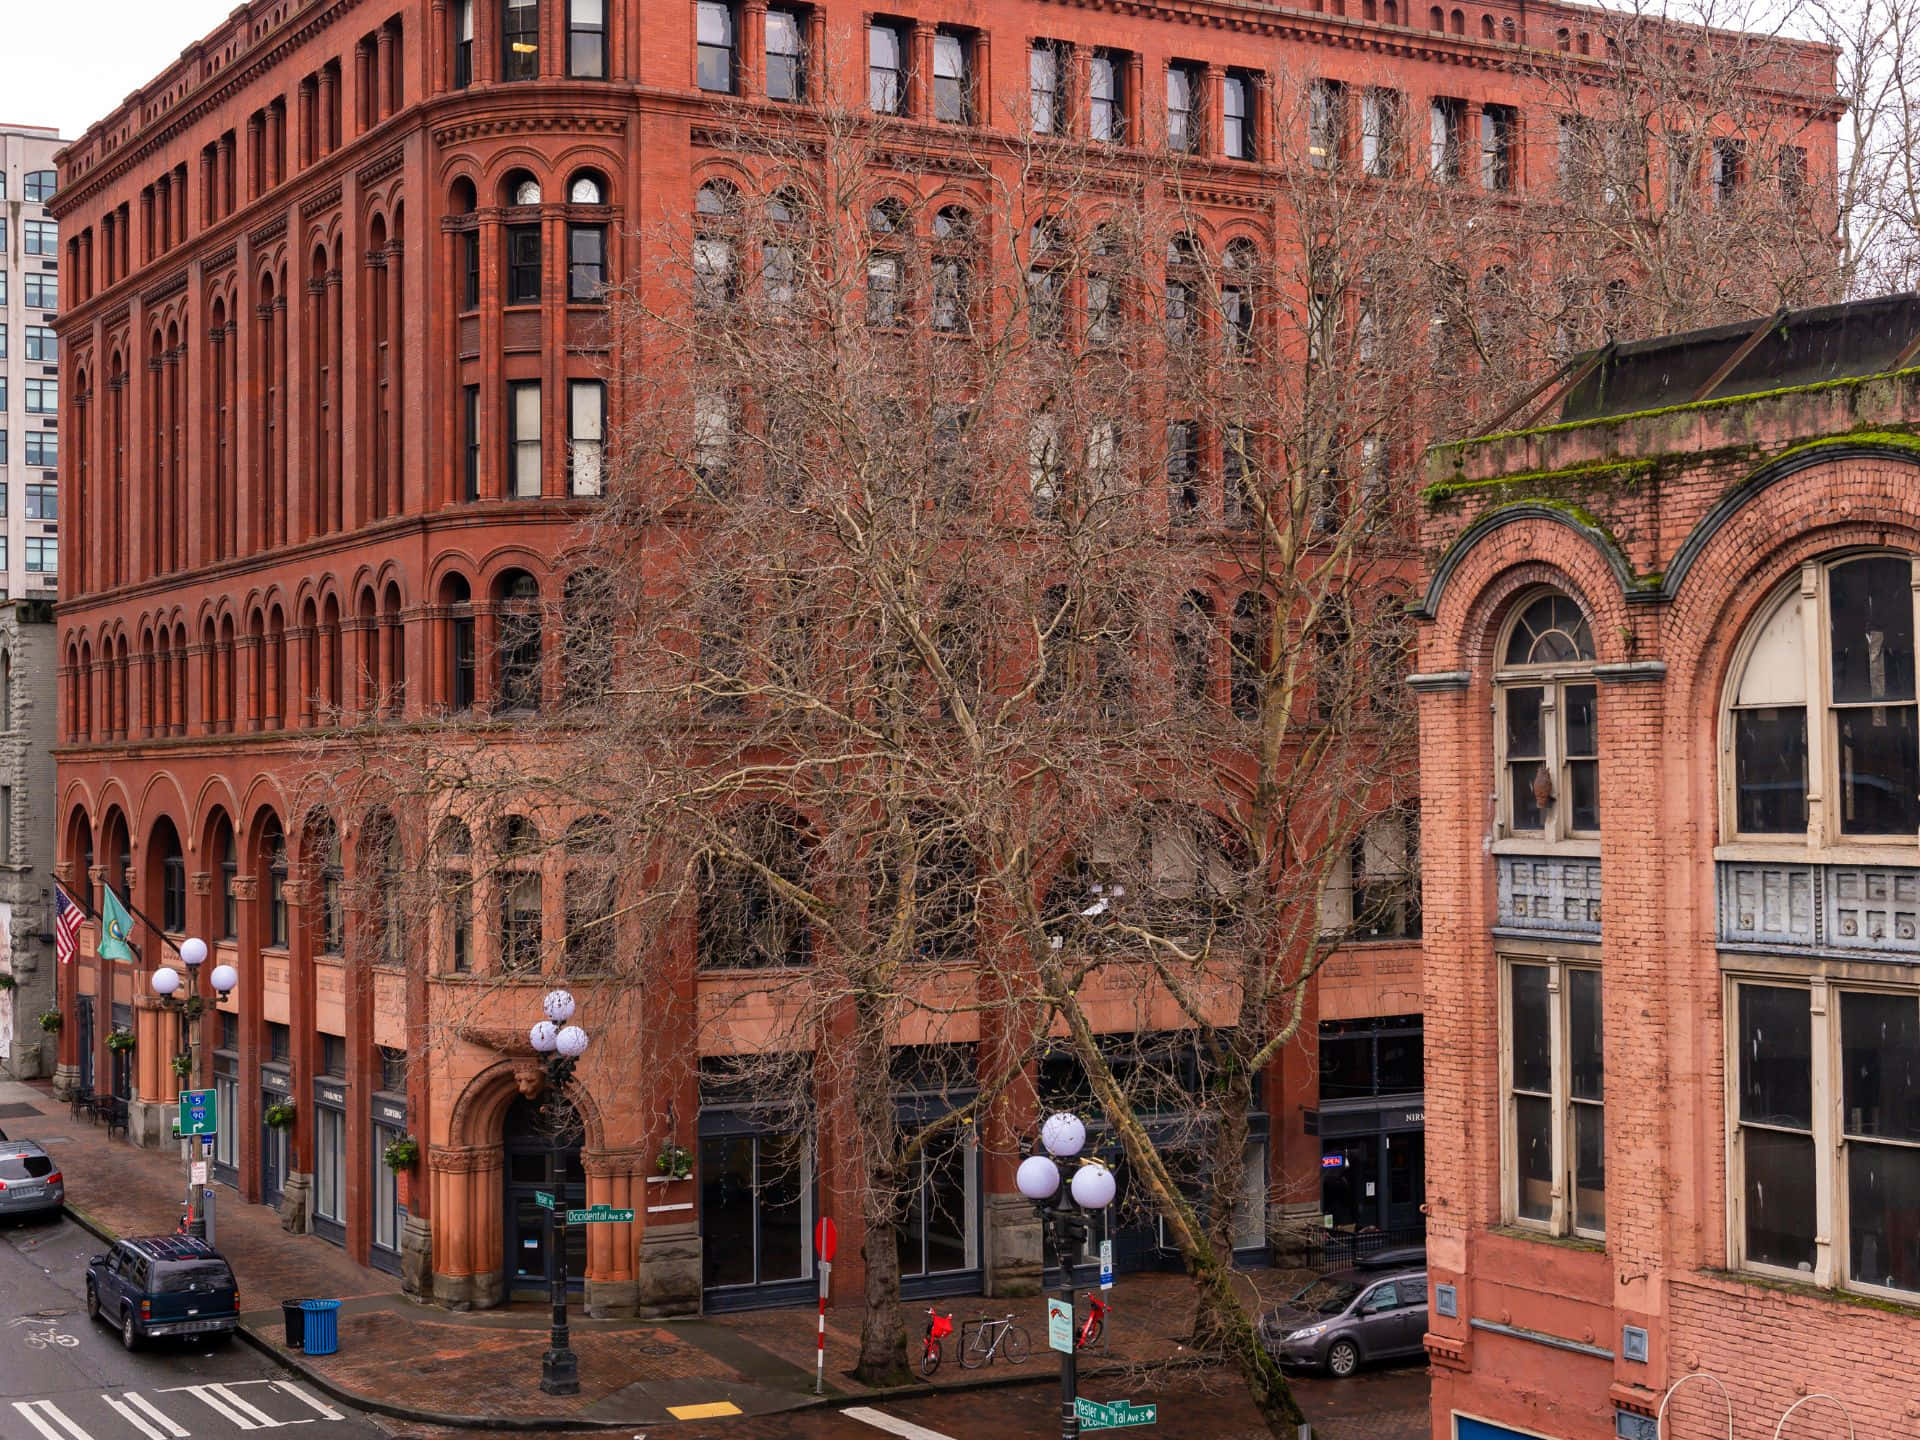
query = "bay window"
xmin=1505 ymin=957 xmax=1604 ymax=1236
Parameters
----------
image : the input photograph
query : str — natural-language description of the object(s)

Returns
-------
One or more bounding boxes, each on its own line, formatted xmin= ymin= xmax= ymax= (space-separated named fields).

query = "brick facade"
xmin=46 ymin=0 xmax=1822 ymax=1310
xmin=1416 ymin=313 xmax=1920 ymax=1440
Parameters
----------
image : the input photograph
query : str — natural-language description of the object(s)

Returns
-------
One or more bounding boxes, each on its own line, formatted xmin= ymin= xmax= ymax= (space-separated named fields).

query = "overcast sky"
xmin=1 ymin=0 xmax=237 ymax=144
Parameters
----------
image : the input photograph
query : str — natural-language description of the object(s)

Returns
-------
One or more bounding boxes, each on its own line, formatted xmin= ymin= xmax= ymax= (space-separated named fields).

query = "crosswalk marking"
xmin=119 ymin=1395 xmax=187 ymax=1439
xmin=841 ymin=1407 xmax=957 ymax=1440
xmin=12 ymin=1400 xmax=95 ymax=1440
xmin=102 ymin=1392 xmax=185 ymax=1440
xmin=270 ymin=1385 xmax=341 ymax=1423
xmin=162 ymin=1382 xmax=311 ymax=1431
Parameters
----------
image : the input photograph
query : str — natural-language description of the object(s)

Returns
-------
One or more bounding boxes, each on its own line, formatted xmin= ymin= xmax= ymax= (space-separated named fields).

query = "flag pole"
xmin=62 ymin=875 xmax=188 ymax=964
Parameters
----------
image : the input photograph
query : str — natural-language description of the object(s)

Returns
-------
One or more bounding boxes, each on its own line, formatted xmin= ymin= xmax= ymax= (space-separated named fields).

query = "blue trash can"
xmin=297 ymin=1299 xmax=342 ymax=1356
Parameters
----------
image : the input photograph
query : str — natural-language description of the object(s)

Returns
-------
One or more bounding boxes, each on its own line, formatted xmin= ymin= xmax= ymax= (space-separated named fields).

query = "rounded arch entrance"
xmin=437 ymin=1059 xmax=609 ymax=1309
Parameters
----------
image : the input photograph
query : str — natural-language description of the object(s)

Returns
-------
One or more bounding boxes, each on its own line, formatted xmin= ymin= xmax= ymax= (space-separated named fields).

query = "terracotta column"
xmin=231 ymin=873 xmax=263 ymax=1203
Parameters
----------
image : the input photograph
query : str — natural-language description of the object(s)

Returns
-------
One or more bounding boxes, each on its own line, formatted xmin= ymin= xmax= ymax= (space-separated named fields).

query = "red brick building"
xmin=45 ymin=0 xmax=1816 ymax=1313
xmin=1414 ymin=296 xmax=1920 ymax=1440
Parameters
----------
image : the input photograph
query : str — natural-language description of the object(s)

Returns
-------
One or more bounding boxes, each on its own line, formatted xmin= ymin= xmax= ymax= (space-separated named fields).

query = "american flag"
xmin=54 ymin=887 xmax=84 ymax=967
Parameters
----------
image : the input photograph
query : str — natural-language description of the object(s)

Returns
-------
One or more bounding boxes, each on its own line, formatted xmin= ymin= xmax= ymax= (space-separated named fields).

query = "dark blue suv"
xmin=86 ymin=1236 xmax=239 ymax=1350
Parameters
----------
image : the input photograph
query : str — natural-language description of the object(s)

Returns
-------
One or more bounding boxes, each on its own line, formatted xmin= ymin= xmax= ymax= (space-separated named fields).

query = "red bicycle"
xmin=1076 ymin=1291 xmax=1110 ymax=1350
xmin=920 ymin=1307 xmax=955 ymax=1376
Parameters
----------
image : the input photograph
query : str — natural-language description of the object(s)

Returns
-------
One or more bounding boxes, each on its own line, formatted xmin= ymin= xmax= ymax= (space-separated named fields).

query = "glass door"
xmin=261 ymin=1095 xmax=287 ymax=1205
xmin=502 ymin=1096 xmax=585 ymax=1298
xmin=699 ymin=1126 xmax=813 ymax=1309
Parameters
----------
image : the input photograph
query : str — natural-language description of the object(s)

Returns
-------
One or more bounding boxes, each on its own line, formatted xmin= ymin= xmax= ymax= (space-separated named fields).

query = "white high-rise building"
xmin=0 ymin=125 xmax=64 ymax=603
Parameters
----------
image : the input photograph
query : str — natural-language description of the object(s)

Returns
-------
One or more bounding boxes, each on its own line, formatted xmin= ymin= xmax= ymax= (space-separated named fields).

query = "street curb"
xmin=61 ymin=1201 xmax=1189 ymax=1430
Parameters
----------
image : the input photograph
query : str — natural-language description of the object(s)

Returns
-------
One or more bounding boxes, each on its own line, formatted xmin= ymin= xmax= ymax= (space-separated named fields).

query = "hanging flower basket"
xmin=382 ymin=1135 xmax=420 ymax=1171
xmin=655 ymin=1142 xmax=694 ymax=1181
xmin=106 ymin=1028 xmax=137 ymax=1054
xmin=264 ymin=1101 xmax=297 ymax=1131
xmin=170 ymin=1053 xmax=193 ymax=1079
xmin=38 ymin=1009 xmax=61 ymax=1033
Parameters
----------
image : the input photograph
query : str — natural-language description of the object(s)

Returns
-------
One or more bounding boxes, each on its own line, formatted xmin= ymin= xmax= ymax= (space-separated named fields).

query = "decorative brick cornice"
xmin=200 ymin=244 xmax=238 ymax=276
xmin=248 ymin=216 xmax=288 ymax=250
xmin=140 ymin=272 xmax=189 ymax=308
xmin=301 ymin=184 xmax=343 ymax=220
xmin=356 ymin=147 xmax=406 ymax=189
xmin=1593 ymin=660 xmax=1667 ymax=684
xmin=1407 ymin=670 xmax=1470 ymax=693
xmin=431 ymin=113 xmax=627 ymax=147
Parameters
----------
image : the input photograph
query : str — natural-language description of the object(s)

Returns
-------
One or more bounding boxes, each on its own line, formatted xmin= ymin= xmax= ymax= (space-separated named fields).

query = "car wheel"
xmin=85 ymin=1281 xmax=100 ymax=1322
xmin=120 ymin=1310 xmax=140 ymax=1352
xmin=1327 ymin=1339 xmax=1359 ymax=1377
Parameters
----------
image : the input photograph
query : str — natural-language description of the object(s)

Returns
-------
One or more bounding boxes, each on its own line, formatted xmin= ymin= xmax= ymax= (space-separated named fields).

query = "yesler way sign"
xmin=1074 ymin=1397 xmax=1157 ymax=1430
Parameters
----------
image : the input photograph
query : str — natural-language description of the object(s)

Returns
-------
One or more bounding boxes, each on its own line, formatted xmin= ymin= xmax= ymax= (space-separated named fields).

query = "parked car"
xmin=0 ymin=1140 xmax=64 ymax=1220
xmin=1257 ymin=1263 xmax=1429 ymax=1376
xmin=86 ymin=1236 xmax=239 ymax=1351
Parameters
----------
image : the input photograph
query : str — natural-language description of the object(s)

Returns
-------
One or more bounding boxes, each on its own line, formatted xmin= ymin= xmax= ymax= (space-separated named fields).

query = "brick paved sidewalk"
xmin=2 ymin=1076 xmax=1355 ymax=1429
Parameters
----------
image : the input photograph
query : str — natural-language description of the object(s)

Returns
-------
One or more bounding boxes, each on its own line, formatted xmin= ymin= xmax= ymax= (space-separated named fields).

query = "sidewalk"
xmin=2 ymin=1077 xmax=1316 ymax=1429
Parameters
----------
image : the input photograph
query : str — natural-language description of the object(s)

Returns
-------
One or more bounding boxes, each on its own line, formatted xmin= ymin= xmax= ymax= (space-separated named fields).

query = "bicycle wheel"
xmin=1004 ymin=1324 xmax=1030 ymax=1364
xmin=919 ymin=1338 xmax=941 ymax=1377
xmin=960 ymin=1323 xmax=991 ymax=1370
xmin=1083 ymin=1315 xmax=1104 ymax=1350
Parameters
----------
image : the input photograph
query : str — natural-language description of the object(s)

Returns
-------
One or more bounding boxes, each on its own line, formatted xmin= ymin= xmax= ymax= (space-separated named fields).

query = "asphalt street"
xmin=0 ymin=1210 xmax=387 ymax=1440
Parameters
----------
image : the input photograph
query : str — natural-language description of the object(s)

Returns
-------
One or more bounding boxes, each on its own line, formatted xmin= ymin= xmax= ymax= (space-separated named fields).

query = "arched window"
xmin=1230 ymin=592 xmax=1270 ymax=720
xmin=442 ymin=574 xmax=476 ymax=712
xmin=1175 ymin=590 xmax=1214 ymax=705
xmin=437 ymin=819 xmax=474 ymax=972
xmin=367 ymin=811 xmax=404 ymax=967
xmin=564 ymin=816 xmax=615 ymax=974
xmin=698 ymin=807 xmax=811 ymax=968
xmin=563 ymin=568 xmax=614 ymax=707
xmin=866 ymin=198 xmax=908 ymax=328
xmin=495 ymin=570 xmax=543 ymax=713
xmin=568 ymin=171 xmax=605 ymax=205
xmin=1221 ymin=240 xmax=1259 ymax=357
xmin=311 ymin=812 xmax=344 ymax=955
xmin=262 ymin=815 xmax=289 ymax=948
xmin=214 ymin=814 xmax=238 ymax=939
xmin=152 ymin=818 xmax=187 ymax=934
xmin=1727 ymin=554 xmax=1920 ymax=840
xmin=1497 ymin=590 xmax=1599 ymax=841
xmin=696 ymin=179 xmax=738 ymax=217
xmin=498 ymin=815 xmax=544 ymax=971
xmin=931 ymin=206 xmax=973 ymax=335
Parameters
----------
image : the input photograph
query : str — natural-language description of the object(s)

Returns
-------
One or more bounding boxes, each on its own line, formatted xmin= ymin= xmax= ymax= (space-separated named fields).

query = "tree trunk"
xmin=1191 ymin=1061 xmax=1254 ymax=1356
xmin=856 ymin=1214 xmax=910 ymax=1385
xmin=851 ymin=993 xmax=911 ymax=1386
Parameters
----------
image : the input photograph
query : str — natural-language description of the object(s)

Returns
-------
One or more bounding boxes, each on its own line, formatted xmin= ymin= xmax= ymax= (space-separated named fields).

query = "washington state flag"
xmin=98 ymin=887 xmax=137 ymax=963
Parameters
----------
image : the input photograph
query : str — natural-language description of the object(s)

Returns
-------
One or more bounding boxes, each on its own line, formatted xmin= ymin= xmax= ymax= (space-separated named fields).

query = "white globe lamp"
xmin=1040 ymin=1111 xmax=1086 ymax=1159
xmin=209 ymin=964 xmax=239 ymax=997
xmin=179 ymin=937 xmax=209 ymax=968
xmin=543 ymin=990 xmax=577 ymax=1024
xmin=1070 ymin=1161 xmax=1117 ymax=1211
xmin=1017 ymin=1153 xmax=1062 ymax=1201
xmin=150 ymin=966 xmax=182 ymax=998
xmin=529 ymin=1020 xmax=559 ymax=1053
xmin=554 ymin=1024 xmax=590 ymax=1058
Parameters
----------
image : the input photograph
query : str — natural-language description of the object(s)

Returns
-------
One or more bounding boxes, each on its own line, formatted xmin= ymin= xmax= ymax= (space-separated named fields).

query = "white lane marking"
xmin=209 ymin=1386 xmax=298 ymax=1431
xmin=840 ymin=1407 xmax=958 ymax=1440
xmin=102 ymin=1395 xmax=173 ymax=1440
xmin=11 ymin=1400 xmax=95 ymax=1440
xmin=165 ymin=1383 xmax=277 ymax=1430
xmin=270 ymin=1384 xmax=343 ymax=1422
xmin=115 ymin=1393 xmax=190 ymax=1439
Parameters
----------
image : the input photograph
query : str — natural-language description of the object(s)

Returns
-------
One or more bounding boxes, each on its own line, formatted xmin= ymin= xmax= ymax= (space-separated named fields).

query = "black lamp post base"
xmin=540 ymin=1350 xmax=580 ymax=1395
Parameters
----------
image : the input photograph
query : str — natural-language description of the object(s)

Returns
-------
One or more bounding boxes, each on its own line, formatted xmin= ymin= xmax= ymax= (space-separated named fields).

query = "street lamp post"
xmin=150 ymin=938 xmax=238 ymax=1240
xmin=528 ymin=989 xmax=590 ymax=1397
xmin=1016 ymin=1111 xmax=1118 ymax=1440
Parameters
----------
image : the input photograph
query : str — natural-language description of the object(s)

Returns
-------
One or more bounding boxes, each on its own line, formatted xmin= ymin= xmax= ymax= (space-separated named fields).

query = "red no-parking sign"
xmin=814 ymin=1216 xmax=838 ymax=1262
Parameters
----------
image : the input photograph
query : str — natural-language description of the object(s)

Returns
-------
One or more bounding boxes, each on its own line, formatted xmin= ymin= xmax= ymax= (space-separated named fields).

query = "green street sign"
xmin=178 ymin=1089 xmax=217 ymax=1137
xmin=534 ymin=1190 xmax=556 ymax=1209
xmin=1075 ymin=1398 xmax=1157 ymax=1431
xmin=565 ymin=1206 xmax=636 ymax=1224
